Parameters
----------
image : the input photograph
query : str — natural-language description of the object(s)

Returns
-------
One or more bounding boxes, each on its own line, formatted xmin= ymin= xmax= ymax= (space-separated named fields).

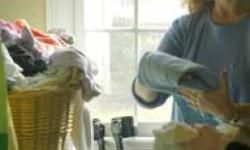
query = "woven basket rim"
xmin=9 ymin=85 xmax=79 ymax=95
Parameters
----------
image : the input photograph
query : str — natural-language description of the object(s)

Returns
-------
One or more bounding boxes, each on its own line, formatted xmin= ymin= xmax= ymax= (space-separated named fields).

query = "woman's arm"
xmin=133 ymin=79 xmax=159 ymax=102
xmin=132 ymin=17 xmax=188 ymax=107
xmin=132 ymin=78 xmax=169 ymax=108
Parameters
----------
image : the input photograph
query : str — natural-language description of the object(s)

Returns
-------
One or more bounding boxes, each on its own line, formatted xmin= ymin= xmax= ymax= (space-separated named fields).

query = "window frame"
xmin=81 ymin=0 xmax=169 ymax=129
xmin=46 ymin=0 xmax=179 ymax=138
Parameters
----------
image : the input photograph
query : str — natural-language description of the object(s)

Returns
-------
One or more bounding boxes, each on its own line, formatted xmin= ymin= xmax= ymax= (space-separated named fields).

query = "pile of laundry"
xmin=0 ymin=19 xmax=101 ymax=101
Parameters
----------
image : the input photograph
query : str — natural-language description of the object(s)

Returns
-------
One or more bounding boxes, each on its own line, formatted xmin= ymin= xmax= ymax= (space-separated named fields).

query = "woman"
xmin=132 ymin=0 xmax=250 ymax=125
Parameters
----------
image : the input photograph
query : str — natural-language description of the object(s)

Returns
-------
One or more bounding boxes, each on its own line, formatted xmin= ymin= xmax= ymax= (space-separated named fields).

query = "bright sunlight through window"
xmin=85 ymin=0 xmax=187 ymax=123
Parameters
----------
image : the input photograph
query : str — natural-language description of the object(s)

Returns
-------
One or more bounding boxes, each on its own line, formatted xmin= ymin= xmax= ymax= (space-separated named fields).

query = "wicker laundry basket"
xmin=8 ymin=69 xmax=82 ymax=150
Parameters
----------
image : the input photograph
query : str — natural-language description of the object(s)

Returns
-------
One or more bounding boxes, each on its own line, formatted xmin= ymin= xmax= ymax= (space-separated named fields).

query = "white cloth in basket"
xmin=49 ymin=47 xmax=101 ymax=101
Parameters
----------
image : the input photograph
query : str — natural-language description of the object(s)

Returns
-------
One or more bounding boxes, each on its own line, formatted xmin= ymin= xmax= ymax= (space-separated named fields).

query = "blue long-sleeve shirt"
xmin=133 ymin=5 xmax=250 ymax=126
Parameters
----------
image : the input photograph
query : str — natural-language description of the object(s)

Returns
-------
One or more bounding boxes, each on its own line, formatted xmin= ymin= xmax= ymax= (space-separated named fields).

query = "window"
xmin=84 ymin=0 xmax=187 ymax=128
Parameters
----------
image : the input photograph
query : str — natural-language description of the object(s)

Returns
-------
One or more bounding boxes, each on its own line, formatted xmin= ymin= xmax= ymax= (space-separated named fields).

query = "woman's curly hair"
xmin=182 ymin=0 xmax=213 ymax=13
xmin=183 ymin=0 xmax=250 ymax=14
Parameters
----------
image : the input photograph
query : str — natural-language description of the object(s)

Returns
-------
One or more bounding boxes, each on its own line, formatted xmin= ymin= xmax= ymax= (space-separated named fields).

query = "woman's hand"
xmin=180 ymin=124 xmax=231 ymax=150
xmin=178 ymin=69 xmax=237 ymax=121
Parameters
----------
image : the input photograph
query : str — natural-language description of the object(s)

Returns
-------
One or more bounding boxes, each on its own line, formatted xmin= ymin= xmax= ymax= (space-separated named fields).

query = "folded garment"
xmin=0 ymin=19 xmax=67 ymax=47
xmin=1 ymin=24 xmax=42 ymax=58
xmin=48 ymin=28 xmax=75 ymax=45
xmin=0 ymin=19 xmax=20 ymax=34
xmin=49 ymin=47 xmax=101 ymax=101
xmin=13 ymin=47 xmax=101 ymax=101
xmin=21 ymin=67 xmax=73 ymax=89
xmin=1 ymin=19 xmax=68 ymax=62
xmin=15 ymin=19 xmax=68 ymax=47
xmin=7 ymin=44 xmax=47 ymax=76
xmin=70 ymin=104 xmax=92 ymax=150
xmin=138 ymin=51 xmax=219 ymax=95
xmin=1 ymin=24 xmax=48 ymax=76
xmin=1 ymin=44 xmax=27 ymax=88
xmin=1 ymin=44 xmax=22 ymax=77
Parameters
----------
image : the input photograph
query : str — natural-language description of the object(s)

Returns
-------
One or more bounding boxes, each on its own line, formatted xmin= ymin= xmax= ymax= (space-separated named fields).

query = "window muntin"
xmin=84 ymin=0 xmax=187 ymax=124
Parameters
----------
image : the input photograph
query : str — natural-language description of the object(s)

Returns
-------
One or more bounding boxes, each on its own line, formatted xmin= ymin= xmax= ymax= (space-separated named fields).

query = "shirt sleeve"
xmin=157 ymin=16 xmax=187 ymax=56
xmin=131 ymin=77 xmax=169 ymax=108
xmin=132 ymin=16 xmax=189 ymax=108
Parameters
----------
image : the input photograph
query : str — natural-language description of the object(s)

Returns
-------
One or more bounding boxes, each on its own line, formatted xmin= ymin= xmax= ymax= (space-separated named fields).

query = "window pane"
xmin=138 ymin=0 xmax=187 ymax=29
xmin=87 ymin=32 xmax=136 ymax=122
xmin=84 ymin=32 xmax=111 ymax=92
xmin=84 ymin=0 xmax=134 ymax=29
xmin=138 ymin=32 xmax=164 ymax=59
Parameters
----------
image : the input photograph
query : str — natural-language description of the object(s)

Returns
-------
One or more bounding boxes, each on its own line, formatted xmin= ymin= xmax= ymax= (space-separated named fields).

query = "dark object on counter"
xmin=111 ymin=116 xmax=135 ymax=150
xmin=226 ymin=141 xmax=250 ymax=150
xmin=93 ymin=118 xmax=105 ymax=150
xmin=7 ymin=45 xmax=47 ymax=76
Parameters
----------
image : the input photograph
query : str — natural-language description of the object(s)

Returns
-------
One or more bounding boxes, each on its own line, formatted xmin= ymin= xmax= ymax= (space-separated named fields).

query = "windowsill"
xmin=94 ymin=137 xmax=155 ymax=150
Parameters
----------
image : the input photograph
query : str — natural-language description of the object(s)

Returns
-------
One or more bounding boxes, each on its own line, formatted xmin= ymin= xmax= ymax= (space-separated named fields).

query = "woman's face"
xmin=224 ymin=0 xmax=250 ymax=12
